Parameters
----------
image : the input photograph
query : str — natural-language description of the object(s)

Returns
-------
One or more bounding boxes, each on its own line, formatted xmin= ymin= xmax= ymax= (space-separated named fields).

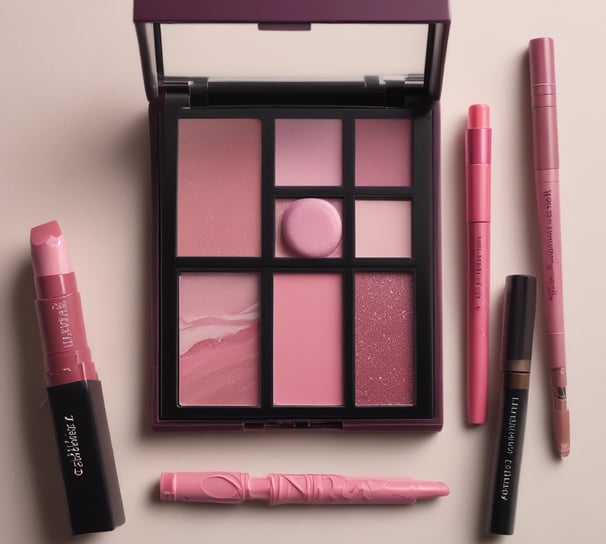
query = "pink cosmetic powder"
xmin=275 ymin=119 xmax=342 ymax=186
xmin=355 ymin=200 xmax=412 ymax=258
xmin=355 ymin=273 xmax=415 ymax=406
xmin=355 ymin=119 xmax=412 ymax=186
xmin=177 ymin=118 xmax=262 ymax=256
xmin=275 ymin=198 xmax=343 ymax=258
xmin=179 ymin=273 xmax=260 ymax=406
xmin=273 ymin=274 xmax=343 ymax=406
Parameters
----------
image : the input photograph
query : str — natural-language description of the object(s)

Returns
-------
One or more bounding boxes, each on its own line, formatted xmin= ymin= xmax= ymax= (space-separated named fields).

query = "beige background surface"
xmin=0 ymin=1 xmax=603 ymax=542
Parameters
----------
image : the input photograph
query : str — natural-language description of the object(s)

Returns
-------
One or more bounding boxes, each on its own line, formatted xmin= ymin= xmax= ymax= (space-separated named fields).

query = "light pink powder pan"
xmin=275 ymin=119 xmax=342 ymax=186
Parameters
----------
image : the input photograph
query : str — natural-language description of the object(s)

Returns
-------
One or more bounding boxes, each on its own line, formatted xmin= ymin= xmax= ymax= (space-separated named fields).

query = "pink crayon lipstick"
xmin=160 ymin=472 xmax=449 ymax=505
xmin=465 ymin=104 xmax=492 ymax=424
xmin=31 ymin=220 xmax=124 ymax=535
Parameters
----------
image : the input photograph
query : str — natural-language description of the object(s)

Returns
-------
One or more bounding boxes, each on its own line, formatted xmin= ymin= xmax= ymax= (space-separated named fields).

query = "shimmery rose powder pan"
xmin=134 ymin=0 xmax=450 ymax=430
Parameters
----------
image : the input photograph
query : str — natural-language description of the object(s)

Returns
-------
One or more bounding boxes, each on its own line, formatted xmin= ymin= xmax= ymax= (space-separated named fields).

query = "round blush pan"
xmin=281 ymin=198 xmax=342 ymax=258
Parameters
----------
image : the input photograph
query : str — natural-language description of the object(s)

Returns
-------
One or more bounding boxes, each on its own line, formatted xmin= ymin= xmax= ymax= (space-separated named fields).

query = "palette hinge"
xmin=189 ymin=77 xmax=210 ymax=107
xmin=364 ymin=76 xmax=427 ymax=108
xmin=161 ymin=77 xmax=209 ymax=110
xmin=161 ymin=81 xmax=190 ymax=112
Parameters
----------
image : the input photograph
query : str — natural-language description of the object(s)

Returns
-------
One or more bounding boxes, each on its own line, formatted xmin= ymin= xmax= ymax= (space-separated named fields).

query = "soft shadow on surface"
xmin=473 ymin=289 xmax=505 ymax=543
xmin=451 ymin=114 xmax=469 ymax=428
xmin=14 ymin=262 xmax=97 ymax=543
xmin=122 ymin=111 xmax=156 ymax=444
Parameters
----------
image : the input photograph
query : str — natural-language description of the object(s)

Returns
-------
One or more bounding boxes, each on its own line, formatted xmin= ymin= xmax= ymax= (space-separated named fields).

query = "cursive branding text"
xmin=500 ymin=397 xmax=520 ymax=501
xmin=63 ymin=415 xmax=84 ymax=477
xmin=51 ymin=301 xmax=74 ymax=349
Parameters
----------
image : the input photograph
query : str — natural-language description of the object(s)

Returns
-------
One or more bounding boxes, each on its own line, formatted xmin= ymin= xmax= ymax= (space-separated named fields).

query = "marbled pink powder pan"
xmin=355 ymin=273 xmax=415 ymax=406
xmin=178 ymin=273 xmax=260 ymax=406
xmin=177 ymin=118 xmax=262 ymax=256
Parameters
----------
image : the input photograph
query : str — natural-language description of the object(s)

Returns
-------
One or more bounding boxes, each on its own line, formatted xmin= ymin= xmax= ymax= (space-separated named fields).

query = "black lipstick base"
xmin=47 ymin=380 xmax=125 ymax=535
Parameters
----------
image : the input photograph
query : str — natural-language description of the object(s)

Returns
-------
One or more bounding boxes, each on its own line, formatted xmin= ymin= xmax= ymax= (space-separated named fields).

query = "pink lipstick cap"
xmin=529 ymin=37 xmax=556 ymax=87
xmin=467 ymin=103 xmax=490 ymax=130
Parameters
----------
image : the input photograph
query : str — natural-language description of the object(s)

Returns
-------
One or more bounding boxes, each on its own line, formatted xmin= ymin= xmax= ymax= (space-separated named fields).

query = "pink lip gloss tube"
xmin=160 ymin=472 xmax=449 ymax=505
xmin=465 ymin=104 xmax=492 ymax=424
xmin=30 ymin=221 xmax=124 ymax=535
xmin=529 ymin=37 xmax=570 ymax=457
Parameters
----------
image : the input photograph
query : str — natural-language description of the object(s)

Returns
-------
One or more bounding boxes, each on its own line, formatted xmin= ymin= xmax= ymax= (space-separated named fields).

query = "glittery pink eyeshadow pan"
xmin=355 ymin=273 xmax=415 ymax=406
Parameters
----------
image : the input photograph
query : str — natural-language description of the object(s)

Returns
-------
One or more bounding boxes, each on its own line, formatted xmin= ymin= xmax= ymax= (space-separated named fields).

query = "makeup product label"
xmin=490 ymin=388 xmax=529 ymax=534
xmin=47 ymin=381 xmax=124 ymax=535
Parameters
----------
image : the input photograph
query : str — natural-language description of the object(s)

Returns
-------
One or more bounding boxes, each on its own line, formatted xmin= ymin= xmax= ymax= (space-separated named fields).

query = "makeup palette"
xmin=135 ymin=0 xmax=450 ymax=429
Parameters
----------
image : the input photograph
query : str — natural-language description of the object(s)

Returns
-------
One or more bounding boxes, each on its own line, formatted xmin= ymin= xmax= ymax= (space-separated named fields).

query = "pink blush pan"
xmin=273 ymin=273 xmax=343 ymax=406
xmin=355 ymin=118 xmax=412 ymax=187
xmin=177 ymin=118 xmax=262 ymax=256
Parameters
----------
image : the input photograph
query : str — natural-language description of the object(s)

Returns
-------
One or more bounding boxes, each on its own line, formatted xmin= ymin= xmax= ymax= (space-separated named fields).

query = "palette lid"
xmin=134 ymin=0 xmax=450 ymax=103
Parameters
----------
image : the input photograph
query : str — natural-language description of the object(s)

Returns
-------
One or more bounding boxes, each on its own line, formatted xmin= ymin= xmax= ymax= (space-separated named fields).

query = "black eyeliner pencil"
xmin=490 ymin=275 xmax=537 ymax=535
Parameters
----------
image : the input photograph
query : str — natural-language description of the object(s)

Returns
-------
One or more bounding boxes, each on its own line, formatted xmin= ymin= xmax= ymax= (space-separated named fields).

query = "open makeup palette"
xmin=134 ymin=0 xmax=450 ymax=430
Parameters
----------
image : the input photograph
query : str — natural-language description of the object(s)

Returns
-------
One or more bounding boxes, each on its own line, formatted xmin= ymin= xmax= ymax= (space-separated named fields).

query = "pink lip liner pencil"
xmin=528 ymin=37 xmax=570 ymax=457
xmin=160 ymin=472 xmax=449 ymax=505
xmin=465 ymin=104 xmax=492 ymax=424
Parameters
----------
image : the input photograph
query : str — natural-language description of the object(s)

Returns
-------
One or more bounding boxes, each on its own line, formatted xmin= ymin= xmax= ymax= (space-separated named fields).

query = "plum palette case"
xmin=135 ymin=0 xmax=450 ymax=430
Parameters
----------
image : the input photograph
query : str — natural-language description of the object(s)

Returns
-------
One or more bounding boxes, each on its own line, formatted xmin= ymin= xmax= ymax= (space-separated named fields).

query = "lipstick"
xmin=489 ymin=275 xmax=537 ymax=535
xmin=159 ymin=472 xmax=449 ymax=505
xmin=30 ymin=220 xmax=125 ymax=535
xmin=465 ymin=103 xmax=492 ymax=424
